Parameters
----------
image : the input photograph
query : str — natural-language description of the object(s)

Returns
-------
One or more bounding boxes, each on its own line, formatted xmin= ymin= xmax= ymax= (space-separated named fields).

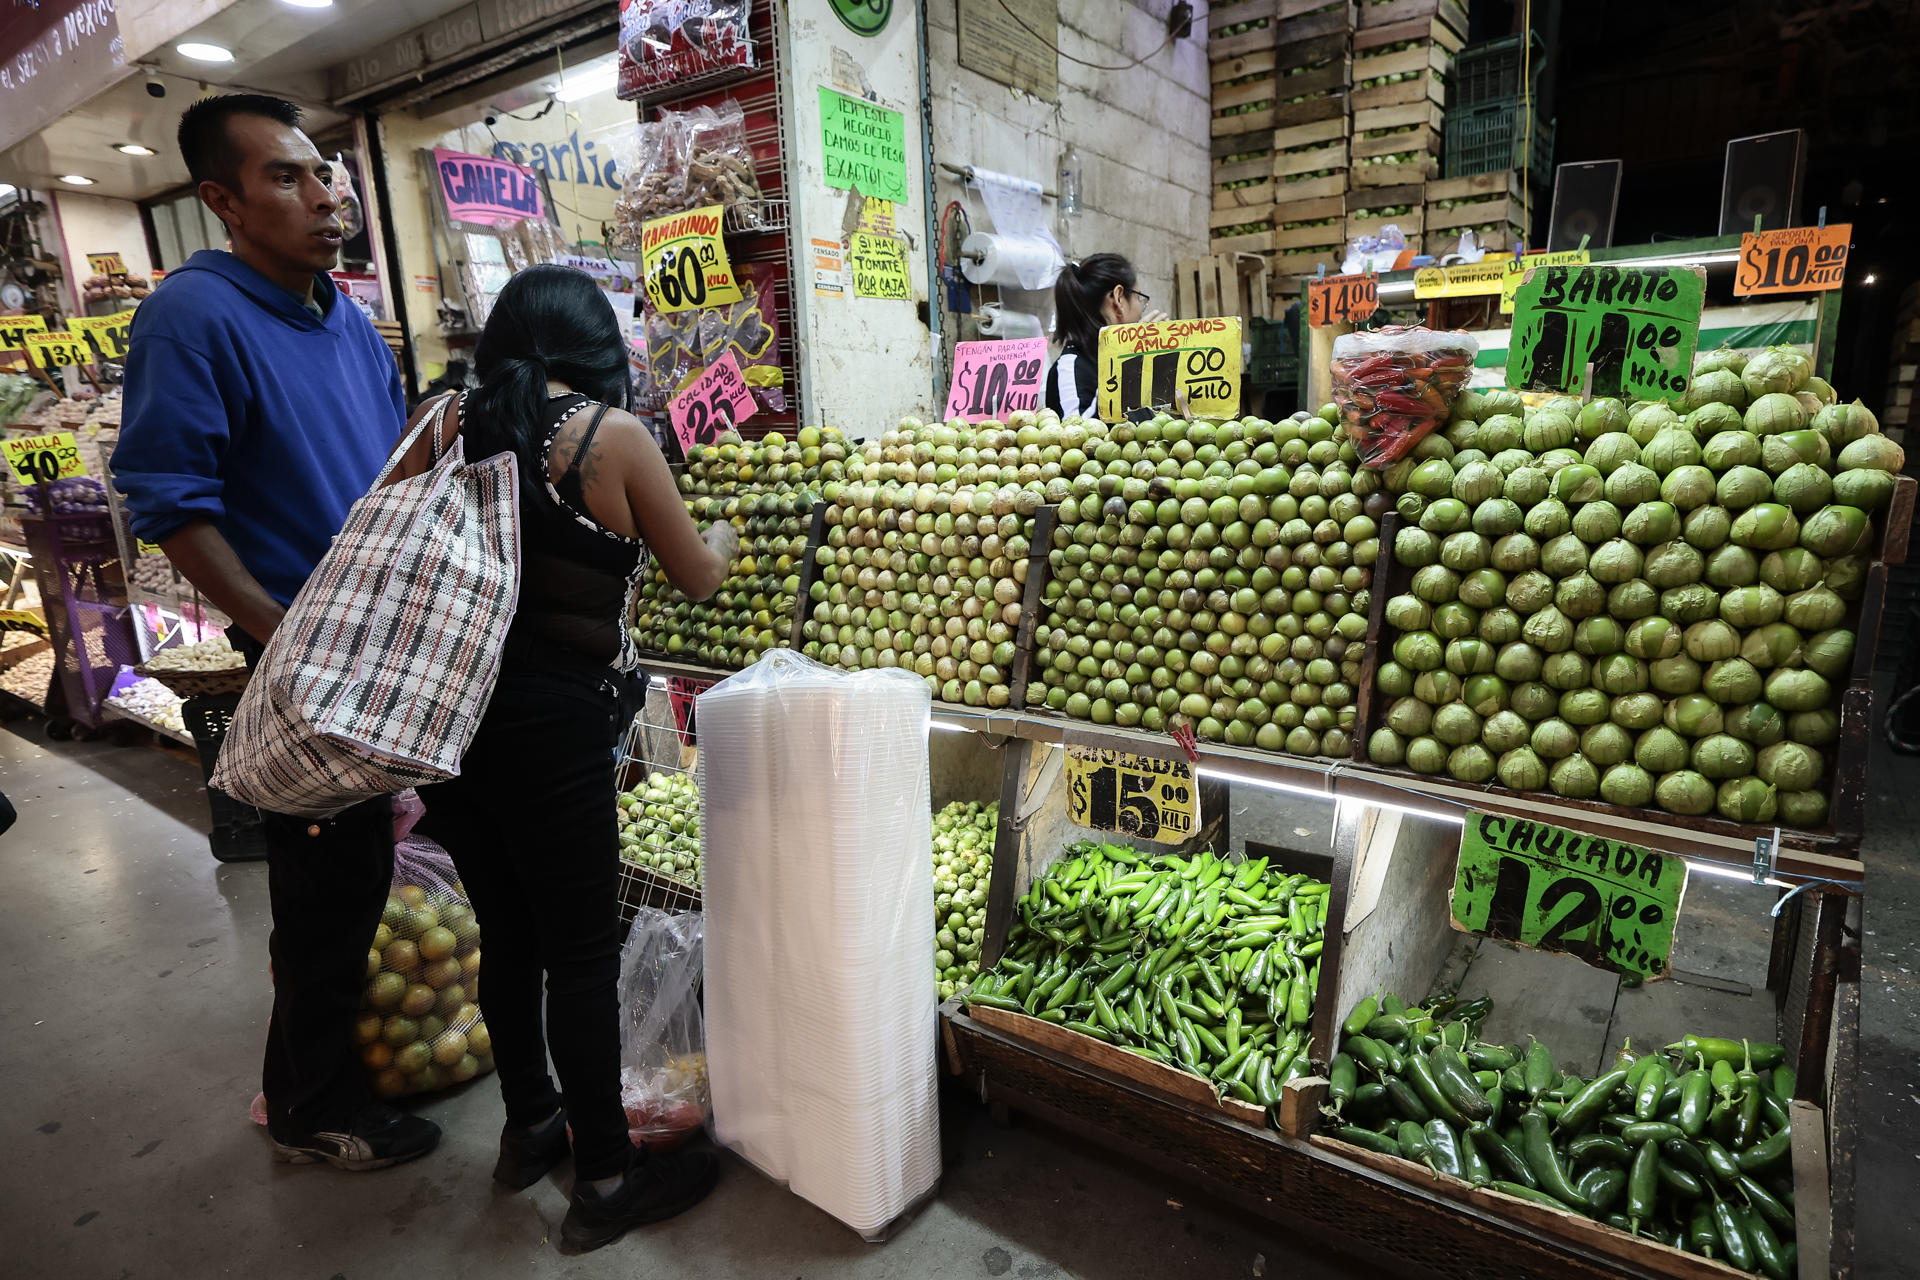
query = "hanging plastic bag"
xmin=617 ymin=908 xmax=709 ymax=1151
xmin=1329 ymin=325 xmax=1479 ymax=470
xmin=684 ymin=101 xmax=766 ymax=230
xmin=351 ymin=835 xmax=494 ymax=1099
xmin=617 ymin=0 xmax=756 ymax=96
xmin=613 ymin=117 xmax=691 ymax=250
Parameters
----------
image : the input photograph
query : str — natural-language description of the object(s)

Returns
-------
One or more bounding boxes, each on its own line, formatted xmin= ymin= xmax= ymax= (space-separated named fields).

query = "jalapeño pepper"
xmin=1521 ymin=1111 xmax=1588 ymax=1208
xmin=1468 ymin=1122 xmax=1537 ymax=1188
xmin=1627 ymin=1139 xmax=1659 ymax=1232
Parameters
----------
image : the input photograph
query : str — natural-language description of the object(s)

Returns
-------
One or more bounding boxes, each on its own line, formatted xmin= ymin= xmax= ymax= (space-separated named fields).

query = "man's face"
xmin=200 ymin=116 xmax=342 ymax=280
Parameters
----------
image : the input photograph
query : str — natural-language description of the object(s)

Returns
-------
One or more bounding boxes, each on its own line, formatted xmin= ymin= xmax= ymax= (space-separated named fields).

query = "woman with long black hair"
xmin=1045 ymin=252 xmax=1169 ymax=418
xmin=386 ymin=264 xmax=734 ymax=1252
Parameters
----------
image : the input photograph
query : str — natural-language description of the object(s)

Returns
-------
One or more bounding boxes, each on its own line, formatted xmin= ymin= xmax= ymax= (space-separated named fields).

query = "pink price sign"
xmin=943 ymin=337 xmax=1048 ymax=422
xmin=668 ymin=352 xmax=757 ymax=454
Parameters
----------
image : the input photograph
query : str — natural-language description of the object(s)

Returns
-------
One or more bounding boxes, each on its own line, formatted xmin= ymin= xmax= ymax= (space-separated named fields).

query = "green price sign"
xmin=1506 ymin=264 xmax=1706 ymax=404
xmin=1450 ymin=812 xmax=1688 ymax=981
xmin=829 ymin=0 xmax=891 ymax=35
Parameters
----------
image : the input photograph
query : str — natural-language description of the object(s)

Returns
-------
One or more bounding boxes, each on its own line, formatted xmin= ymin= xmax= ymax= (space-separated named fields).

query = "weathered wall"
xmin=375 ymin=110 xmax=455 ymax=382
xmin=49 ymin=191 xmax=155 ymax=314
xmin=784 ymin=0 xmax=935 ymax=436
xmin=926 ymin=0 xmax=1212 ymax=333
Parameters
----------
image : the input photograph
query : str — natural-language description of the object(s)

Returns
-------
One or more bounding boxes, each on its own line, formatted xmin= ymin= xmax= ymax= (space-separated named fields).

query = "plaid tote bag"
xmin=212 ymin=393 xmax=519 ymax=817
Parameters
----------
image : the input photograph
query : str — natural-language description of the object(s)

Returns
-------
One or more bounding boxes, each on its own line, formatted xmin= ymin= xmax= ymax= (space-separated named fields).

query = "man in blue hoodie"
xmin=113 ymin=94 xmax=440 ymax=1171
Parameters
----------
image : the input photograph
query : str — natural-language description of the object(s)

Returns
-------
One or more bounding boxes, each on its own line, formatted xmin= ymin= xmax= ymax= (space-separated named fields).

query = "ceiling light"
xmin=0 ymin=184 xmax=15 ymax=198
xmin=1863 ymin=273 xmax=1877 ymax=285
xmin=60 ymin=174 xmax=97 ymax=185
xmin=114 ymin=143 xmax=157 ymax=156
xmin=281 ymin=0 xmax=335 ymax=6
xmin=553 ymin=62 xmax=619 ymax=102
xmin=177 ymin=42 xmax=234 ymax=62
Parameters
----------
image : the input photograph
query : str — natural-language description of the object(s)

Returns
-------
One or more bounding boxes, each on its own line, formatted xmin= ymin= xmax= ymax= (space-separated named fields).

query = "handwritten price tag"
xmin=1736 ymin=224 xmax=1851 ymax=296
xmin=3 ymin=431 xmax=86 ymax=484
xmin=1507 ymin=264 xmax=1705 ymax=403
xmin=1307 ymin=274 xmax=1378 ymax=327
xmin=1450 ymin=812 xmax=1687 ymax=981
xmin=0 ymin=312 xmax=48 ymax=352
xmin=669 ymin=352 xmax=757 ymax=454
xmin=641 ymin=205 xmax=742 ymax=314
xmin=87 ymin=252 xmax=129 ymax=276
xmin=1065 ymin=745 xmax=1199 ymax=846
xmin=943 ymin=337 xmax=1046 ymax=422
xmin=1097 ymin=318 xmax=1242 ymax=422
xmin=26 ymin=332 xmax=90 ymax=369
xmin=73 ymin=308 xmax=137 ymax=359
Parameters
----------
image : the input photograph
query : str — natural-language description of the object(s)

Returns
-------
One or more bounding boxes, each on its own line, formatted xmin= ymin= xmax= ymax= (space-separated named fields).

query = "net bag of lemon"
xmin=353 ymin=838 xmax=493 ymax=1098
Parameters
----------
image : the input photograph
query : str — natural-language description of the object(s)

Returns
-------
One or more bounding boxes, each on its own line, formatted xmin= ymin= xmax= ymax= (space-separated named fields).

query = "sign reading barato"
xmin=956 ymin=0 xmax=1058 ymax=101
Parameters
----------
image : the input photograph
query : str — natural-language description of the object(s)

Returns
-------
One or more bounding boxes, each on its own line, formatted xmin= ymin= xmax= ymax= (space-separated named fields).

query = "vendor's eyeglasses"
xmin=1128 ymin=288 xmax=1151 ymax=305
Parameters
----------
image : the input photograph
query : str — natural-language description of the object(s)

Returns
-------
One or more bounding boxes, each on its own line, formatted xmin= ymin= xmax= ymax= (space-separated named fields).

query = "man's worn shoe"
xmin=494 ymin=1108 xmax=570 ymax=1189
xmin=559 ymin=1145 xmax=720 ymax=1253
xmin=269 ymin=1105 xmax=441 ymax=1171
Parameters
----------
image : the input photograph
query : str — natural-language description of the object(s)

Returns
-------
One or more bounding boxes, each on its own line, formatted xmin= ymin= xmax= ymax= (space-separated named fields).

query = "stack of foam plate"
xmin=698 ymin=652 xmax=939 ymax=1237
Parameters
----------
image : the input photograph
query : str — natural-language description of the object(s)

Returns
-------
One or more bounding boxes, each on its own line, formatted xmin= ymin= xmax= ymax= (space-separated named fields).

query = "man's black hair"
xmin=177 ymin=93 xmax=304 ymax=192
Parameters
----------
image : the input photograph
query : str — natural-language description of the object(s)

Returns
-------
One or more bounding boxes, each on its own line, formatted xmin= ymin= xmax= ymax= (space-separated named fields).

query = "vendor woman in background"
xmin=1045 ymin=253 xmax=1169 ymax=418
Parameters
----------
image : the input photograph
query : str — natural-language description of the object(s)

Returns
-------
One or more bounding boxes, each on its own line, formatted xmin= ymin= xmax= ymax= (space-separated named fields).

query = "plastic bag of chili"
xmin=1330 ymin=326 xmax=1479 ymax=470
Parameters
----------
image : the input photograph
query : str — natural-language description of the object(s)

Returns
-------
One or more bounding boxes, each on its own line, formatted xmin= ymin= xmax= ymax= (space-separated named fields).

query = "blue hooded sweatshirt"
xmin=112 ymin=250 xmax=406 ymax=606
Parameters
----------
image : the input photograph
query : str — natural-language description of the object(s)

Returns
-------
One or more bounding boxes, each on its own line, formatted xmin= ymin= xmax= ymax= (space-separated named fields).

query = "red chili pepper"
xmin=1377 ymin=389 xmax=1428 ymax=414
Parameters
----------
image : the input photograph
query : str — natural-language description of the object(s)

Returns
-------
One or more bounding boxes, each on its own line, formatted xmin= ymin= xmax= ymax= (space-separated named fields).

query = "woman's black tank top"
xmin=501 ymin=392 xmax=648 ymax=670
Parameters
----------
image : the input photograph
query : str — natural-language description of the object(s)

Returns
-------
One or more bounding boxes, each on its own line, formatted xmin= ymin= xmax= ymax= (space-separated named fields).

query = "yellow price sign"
xmin=1412 ymin=260 xmax=1507 ymax=300
xmin=0 ymin=608 xmax=47 ymax=636
xmin=639 ymin=205 xmax=742 ymax=314
xmin=73 ymin=309 xmax=137 ymax=359
xmin=3 ymin=431 xmax=86 ymax=484
xmin=87 ymin=252 xmax=129 ymax=276
xmin=1064 ymin=745 xmax=1200 ymax=846
xmin=0 ymin=312 xmax=47 ymax=352
xmin=1097 ymin=318 xmax=1242 ymax=422
xmin=26 ymin=331 xmax=90 ymax=368
xmin=1500 ymin=250 xmax=1590 ymax=313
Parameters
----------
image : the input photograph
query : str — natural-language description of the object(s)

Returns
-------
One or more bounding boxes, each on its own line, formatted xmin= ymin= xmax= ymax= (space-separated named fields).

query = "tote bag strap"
xmin=370 ymin=392 xmax=460 ymax=493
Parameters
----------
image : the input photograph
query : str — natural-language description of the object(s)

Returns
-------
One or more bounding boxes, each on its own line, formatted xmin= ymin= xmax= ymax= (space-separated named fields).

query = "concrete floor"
xmin=3 ymin=716 xmax=1917 ymax=1279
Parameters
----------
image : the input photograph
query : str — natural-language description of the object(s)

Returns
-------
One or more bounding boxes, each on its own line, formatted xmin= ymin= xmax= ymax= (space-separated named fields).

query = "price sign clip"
xmin=1752 ymin=828 xmax=1780 ymax=885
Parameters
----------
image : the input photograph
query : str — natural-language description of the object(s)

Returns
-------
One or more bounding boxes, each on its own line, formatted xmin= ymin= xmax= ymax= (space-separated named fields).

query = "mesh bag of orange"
xmin=351 ymin=836 xmax=494 ymax=1099
xmin=1330 ymin=325 xmax=1479 ymax=469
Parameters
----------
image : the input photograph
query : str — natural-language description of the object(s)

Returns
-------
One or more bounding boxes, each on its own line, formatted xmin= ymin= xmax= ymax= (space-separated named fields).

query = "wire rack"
xmin=614 ymin=681 xmax=706 ymax=921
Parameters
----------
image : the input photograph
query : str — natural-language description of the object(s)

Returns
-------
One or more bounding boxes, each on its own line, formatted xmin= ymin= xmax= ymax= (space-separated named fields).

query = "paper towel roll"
xmin=975 ymin=303 xmax=1044 ymax=340
xmin=960 ymin=231 xmax=1063 ymax=289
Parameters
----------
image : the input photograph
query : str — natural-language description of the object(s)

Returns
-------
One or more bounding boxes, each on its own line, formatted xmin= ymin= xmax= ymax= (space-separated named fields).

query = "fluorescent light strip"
xmin=1376 ymin=251 xmax=1746 ymax=302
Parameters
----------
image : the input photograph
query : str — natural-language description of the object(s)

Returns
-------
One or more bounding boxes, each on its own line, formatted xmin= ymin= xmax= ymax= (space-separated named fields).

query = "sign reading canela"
xmin=1450 ymin=812 xmax=1687 ymax=981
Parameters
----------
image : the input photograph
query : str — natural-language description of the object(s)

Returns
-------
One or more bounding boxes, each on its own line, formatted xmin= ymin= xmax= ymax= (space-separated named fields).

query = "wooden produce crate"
xmin=1425 ymin=171 xmax=1531 ymax=234
xmin=1213 ymin=59 xmax=1350 ymax=138
xmin=1274 ymin=172 xmax=1350 ymax=201
xmin=1275 ymin=0 xmax=1355 ymax=43
xmin=1273 ymin=29 xmax=1349 ymax=75
xmin=1274 ymin=136 xmax=1350 ymax=179
xmin=1209 ymin=226 xmax=1278 ymax=256
xmin=1213 ymin=175 xmax=1277 ymax=215
xmin=1353 ymin=12 xmax=1467 ymax=54
xmin=1352 ymin=121 xmax=1443 ymax=163
xmin=1213 ymin=94 xmax=1347 ymax=157
xmin=1351 ymin=153 xmax=1440 ymax=188
xmin=1350 ymin=479 xmax=1918 ymax=852
xmin=1352 ymin=42 xmax=1452 ymax=111
xmin=1355 ymin=98 xmax=1448 ymax=137
xmin=1174 ymin=253 xmax=1275 ymax=323
xmin=1271 ymin=247 xmax=1348 ymax=276
xmin=1356 ymin=0 xmax=1469 ymax=34
xmin=1273 ymin=196 xmax=1349 ymax=251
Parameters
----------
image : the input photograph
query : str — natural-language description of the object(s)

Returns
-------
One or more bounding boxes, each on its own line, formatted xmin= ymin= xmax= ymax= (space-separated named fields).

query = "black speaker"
xmin=1719 ymin=129 xmax=1806 ymax=235
xmin=1547 ymin=160 xmax=1622 ymax=252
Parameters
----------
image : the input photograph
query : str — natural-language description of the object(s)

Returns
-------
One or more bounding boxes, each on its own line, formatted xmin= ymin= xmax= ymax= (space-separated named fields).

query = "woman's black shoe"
xmin=493 ymin=1108 xmax=570 ymax=1189
xmin=559 ymin=1145 xmax=720 ymax=1253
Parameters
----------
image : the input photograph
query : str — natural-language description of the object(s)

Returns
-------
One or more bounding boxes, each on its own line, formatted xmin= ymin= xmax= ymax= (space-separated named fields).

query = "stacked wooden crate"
xmin=1343 ymin=0 xmax=1466 ymax=253
xmin=1209 ymin=2 xmax=1353 ymax=265
xmin=1885 ymin=281 xmax=1919 ymax=444
xmin=1424 ymin=169 xmax=1533 ymax=255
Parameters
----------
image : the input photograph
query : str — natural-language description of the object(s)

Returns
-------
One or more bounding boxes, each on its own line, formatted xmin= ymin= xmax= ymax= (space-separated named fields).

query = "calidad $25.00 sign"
xmin=1506 ymin=264 xmax=1705 ymax=404
xmin=668 ymin=352 xmax=757 ymax=454
xmin=1065 ymin=745 xmax=1199 ymax=846
xmin=1450 ymin=812 xmax=1688 ymax=981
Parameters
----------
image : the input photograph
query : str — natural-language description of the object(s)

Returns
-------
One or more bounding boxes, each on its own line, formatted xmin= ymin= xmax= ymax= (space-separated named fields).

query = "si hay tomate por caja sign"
xmin=1449 ymin=812 xmax=1688 ymax=981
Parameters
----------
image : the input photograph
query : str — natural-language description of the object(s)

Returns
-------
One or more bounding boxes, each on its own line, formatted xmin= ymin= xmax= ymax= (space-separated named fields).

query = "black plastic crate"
xmin=182 ymin=694 xmax=269 ymax=862
xmin=1443 ymin=97 xmax=1554 ymax=179
xmin=1248 ymin=316 xmax=1299 ymax=387
xmin=1452 ymin=32 xmax=1546 ymax=109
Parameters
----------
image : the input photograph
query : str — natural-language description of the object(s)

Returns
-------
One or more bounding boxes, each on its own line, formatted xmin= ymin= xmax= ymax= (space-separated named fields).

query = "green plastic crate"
xmin=1443 ymin=97 xmax=1554 ymax=180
